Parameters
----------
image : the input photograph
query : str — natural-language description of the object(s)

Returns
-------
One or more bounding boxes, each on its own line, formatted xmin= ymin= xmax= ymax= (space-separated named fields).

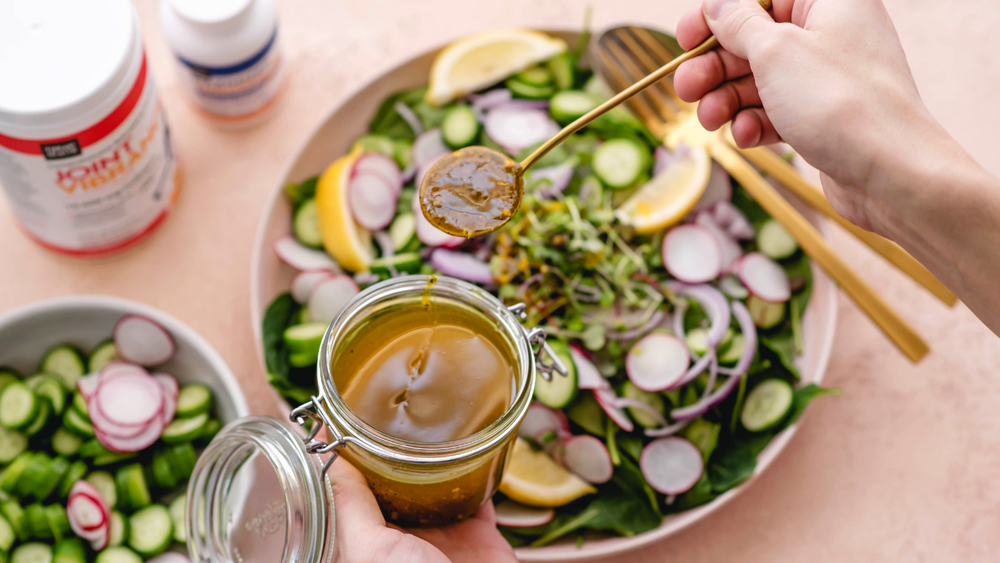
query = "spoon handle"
xmin=518 ymin=0 xmax=773 ymax=171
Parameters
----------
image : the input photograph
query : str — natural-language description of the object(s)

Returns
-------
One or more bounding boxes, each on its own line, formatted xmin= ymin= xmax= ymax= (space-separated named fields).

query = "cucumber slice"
xmin=92 ymin=451 xmax=136 ymax=467
xmin=393 ymin=139 xmax=413 ymax=170
xmin=684 ymin=328 xmax=709 ymax=356
xmin=45 ymin=504 xmax=70 ymax=542
xmin=108 ymin=511 xmax=127 ymax=547
xmin=198 ymin=418 xmax=222 ymax=444
xmin=88 ymin=339 xmax=119 ymax=372
xmin=26 ymin=503 xmax=51 ymax=539
xmin=546 ymin=52 xmax=576 ymax=90
xmin=283 ymin=323 xmax=326 ymax=369
xmin=757 ymin=219 xmax=799 ymax=260
xmin=293 ymin=199 xmax=324 ymax=249
xmin=32 ymin=377 xmax=65 ymax=416
xmin=0 ymin=370 xmax=20 ymax=396
xmin=23 ymin=399 xmax=50 ymax=437
xmin=161 ymin=412 xmax=209 ymax=444
xmin=127 ymin=504 xmax=173 ymax=556
xmin=57 ymin=461 xmax=87 ymax=499
xmin=61 ymin=408 xmax=94 ymax=438
xmin=549 ymin=90 xmax=600 ymax=124
xmin=1 ymin=501 xmax=28 ymax=541
xmin=593 ymin=138 xmax=650 ymax=189
xmin=39 ymin=345 xmax=86 ymax=389
xmin=719 ymin=333 xmax=745 ymax=364
xmin=388 ymin=213 xmax=416 ymax=251
xmin=515 ymin=65 xmax=552 ymax=86
xmin=506 ymin=77 xmax=554 ymax=99
xmin=78 ymin=439 xmax=110 ymax=459
xmin=51 ymin=428 xmax=82 ymax=458
xmin=0 ymin=453 xmax=32 ymax=493
xmin=94 ymin=547 xmax=142 ymax=563
xmin=351 ymin=134 xmax=396 ymax=158
xmin=441 ymin=105 xmax=480 ymax=149
xmin=166 ymin=443 xmax=197 ymax=481
xmin=0 ymin=383 xmax=39 ymax=430
xmin=622 ymin=381 xmax=666 ymax=428
xmin=71 ymin=392 xmax=87 ymax=417
xmin=15 ymin=453 xmax=50 ymax=499
xmin=11 ymin=543 xmax=53 ymax=563
xmin=175 ymin=384 xmax=213 ymax=418
xmin=115 ymin=464 xmax=150 ymax=512
xmin=533 ymin=341 xmax=577 ymax=409
xmin=0 ymin=510 xmax=13 ymax=551
xmin=86 ymin=471 xmax=117 ymax=508
xmin=52 ymin=539 xmax=87 ymax=563
xmin=583 ymin=75 xmax=612 ymax=101
xmin=35 ymin=456 xmax=69 ymax=501
xmin=741 ymin=379 xmax=794 ymax=432
xmin=169 ymin=495 xmax=186 ymax=542
xmin=370 ymin=252 xmax=422 ymax=276
xmin=567 ymin=393 xmax=607 ymax=436
xmin=746 ymin=295 xmax=785 ymax=329
xmin=0 ymin=427 xmax=27 ymax=464
xmin=151 ymin=449 xmax=177 ymax=490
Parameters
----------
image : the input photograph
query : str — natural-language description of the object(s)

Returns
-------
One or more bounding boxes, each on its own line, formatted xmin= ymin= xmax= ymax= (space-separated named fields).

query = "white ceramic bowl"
xmin=0 ymin=295 xmax=249 ymax=424
xmin=250 ymin=30 xmax=837 ymax=560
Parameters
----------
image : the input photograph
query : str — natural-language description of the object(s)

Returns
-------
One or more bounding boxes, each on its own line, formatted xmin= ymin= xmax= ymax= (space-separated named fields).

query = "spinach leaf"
xmin=681 ymin=418 xmax=721 ymax=460
xmin=284 ymin=176 xmax=318 ymax=206
xmin=262 ymin=293 xmax=298 ymax=392
xmin=672 ymin=472 xmax=716 ymax=511
xmin=707 ymin=433 xmax=773 ymax=493
xmin=614 ymin=455 xmax=662 ymax=518
xmin=368 ymin=88 xmax=436 ymax=141
xmin=730 ymin=186 xmax=770 ymax=229
xmin=780 ymin=384 xmax=840 ymax=429
xmin=584 ymin=488 xmax=661 ymax=536
xmin=616 ymin=434 xmax=644 ymax=462
xmin=760 ymin=326 xmax=799 ymax=378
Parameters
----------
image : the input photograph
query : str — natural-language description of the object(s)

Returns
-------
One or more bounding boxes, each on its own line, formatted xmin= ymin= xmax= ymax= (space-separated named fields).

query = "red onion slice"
xmin=429 ymin=249 xmax=494 ymax=285
xmin=394 ymin=102 xmax=423 ymax=136
xmin=718 ymin=300 xmax=758 ymax=377
xmin=529 ymin=161 xmax=575 ymax=199
xmin=612 ymin=397 xmax=668 ymax=428
xmin=713 ymin=200 xmax=755 ymax=240
xmin=469 ymin=89 xmax=513 ymax=119
xmin=669 ymin=282 xmax=732 ymax=349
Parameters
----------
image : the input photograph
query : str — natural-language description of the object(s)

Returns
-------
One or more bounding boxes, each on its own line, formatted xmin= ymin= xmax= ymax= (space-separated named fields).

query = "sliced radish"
xmin=494 ymin=500 xmax=554 ymax=527
xmin=593 ymin=388 xmax=634 ymax=432
xmin=412 ymin=129 xmax=448 ymax=166
xmin=96 ymin=373 xmax=165 ymax=427
xmin=562 ymin=435 xmax=613 ymax=484
xmin=307 ymin=275 xmax=360 ymax=325
xmin=291 ymin=271 xmax=334 ymax=304
xmin=530 ymin=161 xmax=575 ymax=199
xmin=354 ymin=153 xmax=403 ymax=195
xmin=518 ymin=403 xmax=570 ymax=442
xmin=640 ymin=437 xmax=704 ymax=495
xmin=96 ymin=415 xmax=166 ymax=453
xmin=147 ymin=554 xmax=192 ymax=563
xmin=662 ymin=225 xmax=722 ymax=284
xmin=413 ymin=196 xmax=464 ymax=248
xmin=484 ymin=107 xmax=560 ymax=154
xmin=415 ymin=152 xmax=450 ymax=189
xmin=77 ymin=373 xmax=101 ymax=401
xmin=737 ymin=253 xmax=791 ymax=302
xmin=89 ymin=397 xmax=157 ymax=439
xmin=153 ymin=373 xmax=179 ymax=424
xmin=90 ymin=527 xmax=110 ymax=551
xmin=626 ymin=331 xmax=690 ymax=391
xmin=695 ymin=211 xmax=742 ymax=272
xmin=429 ymin=249 xmax=494 ymax=284
xmin=68 ymin=481 xmax=109 ymax=537
xmin=693 ymin=162 xmax=732 ymax=211
xmin=713 ymin=201 xmax=755 ymax=240
xmin=349 ymin=173 xmax=398 ymax=230
xmin=113 ymin=315 xmax=175 ymax=367
xmin=273 ymin=236 xmax=341 ymax=272
xmin=570 ymin=346 xmax=609 ymax=390
xmin=719 ymin=275 xmax=749 ymax=299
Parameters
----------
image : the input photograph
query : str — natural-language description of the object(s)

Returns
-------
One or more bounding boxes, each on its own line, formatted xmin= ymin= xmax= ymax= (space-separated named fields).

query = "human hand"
xmin=327 ymin=457 xmax=517 ymax=563
xmin=673 ymin=0 xmax=959 ymax=233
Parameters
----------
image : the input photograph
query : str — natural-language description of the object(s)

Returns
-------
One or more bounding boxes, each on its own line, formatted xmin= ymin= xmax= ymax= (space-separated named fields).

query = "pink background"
xmin=1 ymin=1 xmax=998 ymax=561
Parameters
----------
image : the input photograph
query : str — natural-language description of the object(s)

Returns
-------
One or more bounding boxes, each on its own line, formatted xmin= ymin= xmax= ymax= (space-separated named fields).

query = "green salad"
xmin=262 ymin=28 xmax=836 ymax=547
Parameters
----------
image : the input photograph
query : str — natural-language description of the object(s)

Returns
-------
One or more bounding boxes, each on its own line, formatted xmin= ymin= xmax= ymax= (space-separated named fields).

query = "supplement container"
xmin=0 ymin=0 xmax=179 ymax=257
xmin=187 ymin=277 xmax=566 ymax=560
xmin=160 ymin=0 xmax=285 ymax=125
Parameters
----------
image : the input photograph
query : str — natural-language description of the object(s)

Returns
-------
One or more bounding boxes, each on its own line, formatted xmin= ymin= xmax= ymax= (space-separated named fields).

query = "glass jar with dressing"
xmin=186 ymin=276 xmax=564 ymax=561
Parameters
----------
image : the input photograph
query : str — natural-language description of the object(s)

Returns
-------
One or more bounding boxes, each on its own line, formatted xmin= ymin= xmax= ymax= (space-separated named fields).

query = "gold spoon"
xmin=418 ymin=0 xmax=773 ymax=237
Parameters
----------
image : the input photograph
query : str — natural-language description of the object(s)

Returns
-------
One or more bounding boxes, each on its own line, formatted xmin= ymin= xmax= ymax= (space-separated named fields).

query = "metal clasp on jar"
xmin=290 ymin=397 xmax=344 ymax=474
xmin=507 ymin=303 xmax=568 ymax=382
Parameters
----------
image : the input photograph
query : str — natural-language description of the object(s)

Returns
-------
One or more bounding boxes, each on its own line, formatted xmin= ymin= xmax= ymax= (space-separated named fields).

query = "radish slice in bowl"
xmin=413 ymin=128 xmax=449 ymax=166
xmin=412 ymin=196 xmax=464 ymax=248
xmin=561 ymin=435 xmax=613 ymax=484
xmin=95 ymin=373 xmax=165 ymax=427
xmin=594 ymin=388 xmax=634 ymax=432
xmin=518 ymin=402 xmax=570 ymax=442
xmin=273 ymin=236 xmax=341 ymax=272
xmin=494 ymin=500 xmax=555 ymax=528
xmin=291 ymin=271 xmax=334 ymax=304
xmin=97 ymin=415 xmax=166 ymax=453
xmin=349 ymin=173 xmax=398 ymax=230
xmin=484 ymin=107 xmax=560 ymax=154
xmin=626 ymin=331 xmax=690 ymax=392
xmin=570 ymin=346 xmax=609 ymax=390
xmin=738 ymin=252 xmax=791 ymax=302
xmin=68 ymin=481 xmax=110 ymax=537
xmin=354 ymin=153 xmax=402 ymax=194
xmin=307 ymin=275 xmax=360 ymax=325
xmin=113 ymin=314 xmax=176 ymax=367
xmin=640 ymin=437 xmax=704 ymax=495
xmin=662 ymin=225 xmax=722 ymax=284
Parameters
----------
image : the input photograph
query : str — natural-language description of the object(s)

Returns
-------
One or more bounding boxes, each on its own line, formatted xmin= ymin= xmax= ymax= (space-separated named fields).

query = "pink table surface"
xmin=2 ymin=1 xmax=999 ymax=561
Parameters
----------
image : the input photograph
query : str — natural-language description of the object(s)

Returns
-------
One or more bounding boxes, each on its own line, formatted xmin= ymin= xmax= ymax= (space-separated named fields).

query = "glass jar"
xmin=187 ymin=276 xmax=565 ymax=561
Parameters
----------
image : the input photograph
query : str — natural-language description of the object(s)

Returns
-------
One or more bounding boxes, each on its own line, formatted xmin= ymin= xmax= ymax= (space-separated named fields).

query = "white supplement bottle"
xmin=0 ymin=0 xmax=180 ymax=258
xmin=160 ymin=0 xmax=286 ymax=125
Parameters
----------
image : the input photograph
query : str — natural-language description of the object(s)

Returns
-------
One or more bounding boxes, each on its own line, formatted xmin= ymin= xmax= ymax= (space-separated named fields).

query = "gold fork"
xmin=594 ymin=26 xmax=932 ymax=362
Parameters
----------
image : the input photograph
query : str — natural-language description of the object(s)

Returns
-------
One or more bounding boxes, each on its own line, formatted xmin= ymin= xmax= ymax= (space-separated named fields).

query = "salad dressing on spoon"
xmin=419 ymin=0 xmax=773 ymax=237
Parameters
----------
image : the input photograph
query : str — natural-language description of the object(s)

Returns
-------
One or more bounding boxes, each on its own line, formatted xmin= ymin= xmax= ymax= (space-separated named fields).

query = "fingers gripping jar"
xmin=187 ymin=277 xmax=566 ymax=560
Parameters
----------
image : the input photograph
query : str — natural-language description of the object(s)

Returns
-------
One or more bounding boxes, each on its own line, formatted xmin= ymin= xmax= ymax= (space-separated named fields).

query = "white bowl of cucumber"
xmin=250 ymin=28 xmax=838 ymax=560
xmin=0 ymin=295 xmax=249 ymax=563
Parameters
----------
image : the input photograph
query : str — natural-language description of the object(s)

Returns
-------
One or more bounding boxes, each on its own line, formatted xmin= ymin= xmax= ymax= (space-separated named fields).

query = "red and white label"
xmin=0 ymin=54 xmax=178 ymax=257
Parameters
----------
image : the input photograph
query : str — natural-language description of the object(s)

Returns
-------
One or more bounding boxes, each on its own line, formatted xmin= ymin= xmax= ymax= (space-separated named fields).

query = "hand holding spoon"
xmin=418 ymin=0 xmax=773 ymax=237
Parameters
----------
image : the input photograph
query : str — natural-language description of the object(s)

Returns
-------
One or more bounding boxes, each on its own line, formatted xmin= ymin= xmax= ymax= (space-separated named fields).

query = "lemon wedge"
xmin=426 ymin=28 xmax=567 ymax=106
xmin=315 ymin=152 xmax=374 ymax=272
xmin=499 ymin=438 xmax=596 ymax=508
xmin=614 ymin=144 xmax=711 ymax=234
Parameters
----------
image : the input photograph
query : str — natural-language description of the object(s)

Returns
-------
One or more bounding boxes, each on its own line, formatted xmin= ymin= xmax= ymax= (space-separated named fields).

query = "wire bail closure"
xmin=507 ymin=303 xmax=568 ymax=381
xmin=290 ymin=396 xmax=342 ymax=475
